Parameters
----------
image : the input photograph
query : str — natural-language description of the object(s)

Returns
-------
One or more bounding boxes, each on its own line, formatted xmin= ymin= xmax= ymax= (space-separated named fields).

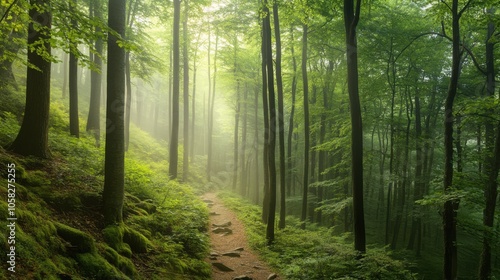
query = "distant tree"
xmin=86 ymin=0 xmax=103 ymax=146
xmin=343 ymin=0 xmax=366 ymax=254
xmin=102 ymin=0 xmax=126 ymax=225
xmin=262 ymin=0 xmax=277 ymax=245
xmin=300 ymin=23 xmax=309 ymax=230
xmin=9 ymin=0 xmax=52 ymax=158
xmin=273 ymin=0 xmax=286 ymax=230
xmin=69 ymin=0 xmax=79 ymax=138
xmin=169 ymin=0 xmax=181 ymax=179
xmin=182 ymin=0 xmax=189 ymax=182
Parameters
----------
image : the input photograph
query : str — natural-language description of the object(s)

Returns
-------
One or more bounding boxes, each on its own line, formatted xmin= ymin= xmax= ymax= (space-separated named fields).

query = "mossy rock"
xmin=123 ymin=202 xmax=149 ymax=218
xmin=103 ymin=225 xmax=150 ymax=256
xmin=75 ymin=253 xmax=129 ymax=280
xmin=101 ymin=245 xmax=137 ymax=277
xmin=102 ymin=225 xmax=131 ymax=258
xmin=44 ymin=194 xmax=82 ymax=212
xmin=135 ymin=201 xmax=156 ymax=214
xmin=123 ymin=227 xmax=150 ymax=253
xmin=55 ymin=222 xmax=95 ymax=254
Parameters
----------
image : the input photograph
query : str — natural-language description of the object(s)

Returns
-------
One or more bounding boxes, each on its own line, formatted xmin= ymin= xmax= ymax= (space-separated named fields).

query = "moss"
xmin=75 ymin=253 xmax=128 ymax=280
xmin=55 ymin=222 xmax=95 ymax=254
xmin=123 ymin=227 xmax=150 ymax=253
xmin=100 ymin=244 xmax=137 ymax=277
xmin=136 ymin=201 xmax=156 ymax=214
xmin=79 ymin=191 xmax=102 ymax=208
xmin=102 ymin=225 xmax=132 ymax=258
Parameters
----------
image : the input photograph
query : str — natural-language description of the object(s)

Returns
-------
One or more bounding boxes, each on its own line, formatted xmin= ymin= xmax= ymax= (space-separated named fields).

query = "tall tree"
xmin=286 ymin=27 xmax=297 ymax=198
xmin=69 ymin=0 xmax=79 ymax=137
xmin=443 ymin=0 xmax=465 ymax=277
xmin=102 ymin=0 xmax=126 ymax=225
xmin=478 ymin=7 xmax=497 ymax=280
xmin=169 ymin=0 xmax=181 ymax=179
xmin=9 ymin=0 xmax=52 ymax=158
xmin=343 ymin=0 xmax=366 ymax=254
xmin=299 ymin=23 xmax=310 ymax=230
xmin=86 ymin=0 xmax=103 ymax=146
xmin=273 ymin=0 xmax=286 ymax=230
xmin=182 ymin=0 xmax=189 ymax=182
xmin=262 ymin=0 xmax=277 ymax=245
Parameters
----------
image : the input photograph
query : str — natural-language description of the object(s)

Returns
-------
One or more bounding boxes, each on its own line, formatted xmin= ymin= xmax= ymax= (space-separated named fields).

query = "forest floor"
xmin=202 ymin=193 xmax=280 ymax=280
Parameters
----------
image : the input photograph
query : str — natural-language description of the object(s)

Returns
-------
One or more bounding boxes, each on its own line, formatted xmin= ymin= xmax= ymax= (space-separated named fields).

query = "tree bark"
xmin=443 ymin=0 xmax=461 ymax=278
xmin=182 ymin=0 xmax=189 ymax=182
xmin=300 ymin=23 xmax=309 ymax=230
xmin=344 ymin=0 xmax=366 ymax=254
xmin=262 ymin=0 xmax=276 ymax=244
xmin=69 ymin=0 xmax=79 ymax=138
xmin=169 ymin=0 xmax=181 ymax=179
xmin=273 ymin=0 xmax=286 ymax=230
xmin=86 ymin=0 xmax=103 ymax=147
xmin=102 ymin=0 xmax=126 ymax=225
xmin=9 ymin=0 xmax=52 ymax=158
xmin=286 ymin=27 xmax=297 ymax=198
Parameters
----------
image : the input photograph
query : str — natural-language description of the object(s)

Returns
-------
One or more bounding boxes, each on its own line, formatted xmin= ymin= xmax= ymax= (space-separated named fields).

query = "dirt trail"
xmin=202 ymin=193 xmax=279 ymax=280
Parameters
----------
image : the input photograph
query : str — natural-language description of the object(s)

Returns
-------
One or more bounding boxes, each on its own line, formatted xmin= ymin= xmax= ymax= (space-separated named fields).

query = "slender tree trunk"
xmin=9 ymin=0 xmax=51 ymax=158
xmin=69 ymin=0 xmax=79 ymax=138
xmin=169 ymin=0 xmax=181 ymax=179
xmin=261 ymin=21 xmax=270 ymax=225
xmin=240 ymin=87 xmax=248 ymax=196
xmin=273 ymin=0 xmax=286 ymax=230
xmin=254 ymin=85 xmax=260 ymax=205
xmin=124 ymin=52 xmax=131 ymax=150
xmin=262 ymin=0 xmax=277 ymax=244
xmin=103 ymin=0 xmax=126 ymax=225
xmin=344 ymin=0 xmax=366 ymax=254
xmin=207 ymin=26 xmax=218 ymax=181
xmin=182 ymin=0 xmax=189 ymax=182
xmin=86 ymin=0 xmax=103 ymax=146
xmin=300 ymin=23 xmax=310 ymax=230
xmin=478 ymin=8 xmax=497 ymax=279
xmin=286 ymin=27 xmax=297 ymax=198
xmin=443 ymin=0 xmax=461 ymax=278
xmin=233 ymin=90 xmax=240 ymax=190
xmin=62 ymin=52 xmax=68 ymax=98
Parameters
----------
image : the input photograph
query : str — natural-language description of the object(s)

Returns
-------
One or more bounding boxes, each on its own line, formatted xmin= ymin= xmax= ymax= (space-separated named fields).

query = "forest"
xmin=0 ymin=0 xmax=499 ymax=278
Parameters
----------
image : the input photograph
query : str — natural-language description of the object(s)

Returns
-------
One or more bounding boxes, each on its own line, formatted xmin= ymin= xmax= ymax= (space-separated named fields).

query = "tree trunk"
xmin=233 ymin=90 xmax=240 ymax=190
xmin=169 ymin=0 xmax=181 ymax=179
xmin=260 ymin=19 xmax=270 ymax=225
xmin=69 ymin=0 xmax=79 ymax=138
xmin=478 ymin=8 xmax=497 ymax=279
xmin=300 ymin=23 xmax=310 ymax=230
xmin=124 ymin=52 xmax=131 ymax=151
xmin=344 ymin=0 xmax=366 ymax=254
xmin=286 ymin=27 xmax=297 ymax=198
xmin=86 ymin=0 xmax=103 ymax=147
xmin=182 ymin=0 xmax=189 ymax=182
xmin=262 ymin=0 xmax=276 ymax=245
xmin=443 ymin=0 xmax=461 ymax=278
xmin=240 ymin=87 xmax=248 ymax=196
xmin=273 ymin=0 xmax=286 ymax=230
xmin=9 ymin=0 xmax=52 ymax=158
xmin=103 ymin=0 xmax=126 ymax=225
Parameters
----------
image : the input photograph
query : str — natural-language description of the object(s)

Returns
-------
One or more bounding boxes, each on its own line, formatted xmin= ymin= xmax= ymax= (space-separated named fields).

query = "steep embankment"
xmin=0 ymin=103 xmax=211 ymax=279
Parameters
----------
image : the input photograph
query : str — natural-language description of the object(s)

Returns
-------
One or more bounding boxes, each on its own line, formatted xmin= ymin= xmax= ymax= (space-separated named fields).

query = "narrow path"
xmin=202 ymin=193 xmax=279 ymax=280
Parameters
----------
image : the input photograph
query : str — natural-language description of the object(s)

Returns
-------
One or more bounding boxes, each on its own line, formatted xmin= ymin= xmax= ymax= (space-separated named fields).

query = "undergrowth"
xmin=0 ymin=91 xmax=211 ymax=279
xmin=218 ymin=191 xmax=419 ymax=280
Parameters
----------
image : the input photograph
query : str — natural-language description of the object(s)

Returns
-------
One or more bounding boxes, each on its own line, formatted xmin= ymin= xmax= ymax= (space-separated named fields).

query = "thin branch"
xmin=441 ymin=21 xmax=447 ymax=38
xmin=394 ymin=31 xmax=486 ymax=75
xmin=440 ymin=0 xmax=452 ymax=12
xmin=0 ymin=0 xmax=19 ymax=25
xmin=458 ymin=0 xmax=473 ymax=19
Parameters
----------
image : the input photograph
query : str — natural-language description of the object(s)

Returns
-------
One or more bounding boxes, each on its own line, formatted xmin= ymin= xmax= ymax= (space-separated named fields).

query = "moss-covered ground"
xmin=0 ymin=89 xmax=212 ymax=279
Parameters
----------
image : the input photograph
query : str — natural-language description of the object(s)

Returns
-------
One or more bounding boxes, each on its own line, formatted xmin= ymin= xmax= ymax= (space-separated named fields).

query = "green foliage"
xmin=0 ymin=111 xmax=20 ymax=146
xmin=219 ymin=192 xmax=417 ymax=279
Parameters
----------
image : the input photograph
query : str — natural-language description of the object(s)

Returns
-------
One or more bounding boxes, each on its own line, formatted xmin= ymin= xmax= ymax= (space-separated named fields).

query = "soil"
xmin=202 ymin=193 xmax=280 ymax=280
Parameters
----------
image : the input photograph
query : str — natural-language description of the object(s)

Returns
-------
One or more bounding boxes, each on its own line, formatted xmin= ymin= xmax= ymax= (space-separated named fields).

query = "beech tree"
xmin=102 ymin=0 xmax=126 ymax=225
xmin=9 ymin=0 xmax=52 ymax=158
